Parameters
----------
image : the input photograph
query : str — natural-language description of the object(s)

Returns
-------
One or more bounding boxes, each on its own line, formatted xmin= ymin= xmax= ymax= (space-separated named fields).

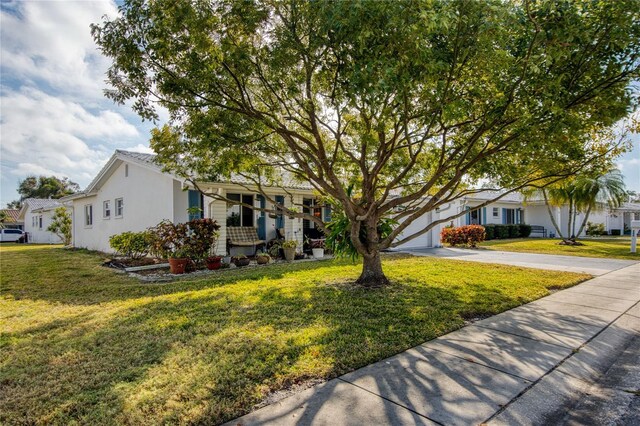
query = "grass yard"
xmin=480 ymin=237 xmax=640 ymax=260
xmin=1 ymin=244 xmax=589 ymax=425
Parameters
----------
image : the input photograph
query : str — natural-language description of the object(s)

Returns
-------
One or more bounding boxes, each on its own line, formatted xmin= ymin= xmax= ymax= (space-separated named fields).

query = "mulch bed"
xmin=102 ymin=257 xmax=167 ymax=270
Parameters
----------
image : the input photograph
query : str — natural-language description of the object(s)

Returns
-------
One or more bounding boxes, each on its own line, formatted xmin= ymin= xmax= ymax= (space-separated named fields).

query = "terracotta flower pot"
xmin=206 ymin=256 xmax=222 ymax=270
xmin=233 ymin=257 xmax=251 ymax=267
xmin=169 ymin=257 xmax=189 ymax=274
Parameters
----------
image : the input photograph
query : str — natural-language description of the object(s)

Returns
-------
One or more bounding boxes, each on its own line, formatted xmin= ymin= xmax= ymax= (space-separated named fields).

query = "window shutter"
xmin=502 ymin=208 xmax=507 ymax=225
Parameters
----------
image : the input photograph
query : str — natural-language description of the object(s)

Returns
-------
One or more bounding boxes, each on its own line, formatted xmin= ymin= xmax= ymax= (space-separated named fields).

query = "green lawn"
xmin=480 ymin=237 xmax=640 ymax=260
xmin=1 ymin=244 xmax=589 ymax=425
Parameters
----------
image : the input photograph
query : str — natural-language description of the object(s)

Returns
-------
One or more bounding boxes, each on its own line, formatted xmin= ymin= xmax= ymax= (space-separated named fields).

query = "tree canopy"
xmin=6 ymin=175 xmax=80 ymax=209
xmin=93 ymin=0 xmax=640 ymax=285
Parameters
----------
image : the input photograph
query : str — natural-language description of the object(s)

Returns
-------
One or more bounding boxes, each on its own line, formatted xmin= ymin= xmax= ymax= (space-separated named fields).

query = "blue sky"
xmin=1 ymin=1 xmax=638 ymax=208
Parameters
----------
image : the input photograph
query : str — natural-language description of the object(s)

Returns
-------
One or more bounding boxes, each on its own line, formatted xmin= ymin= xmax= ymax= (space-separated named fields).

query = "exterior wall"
xmin=523 ymin=204 xmax=558 ymax=237
xmin=172 ymin=180 xmax=190 ymax=223
xmin=23 ymin=208 xmax=64 ymax=244
xmin=464 ymin=201 xmax=524 ymax=226
xmin=393 ymin=210 xmax=433 ymax=250
xmin=72 ymin=161 xmax=176 ymax=252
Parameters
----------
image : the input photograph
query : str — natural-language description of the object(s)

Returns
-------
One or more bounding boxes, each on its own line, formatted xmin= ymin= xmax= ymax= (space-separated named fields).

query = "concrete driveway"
xmin=397 ymin=247 xmax=638 ymax=275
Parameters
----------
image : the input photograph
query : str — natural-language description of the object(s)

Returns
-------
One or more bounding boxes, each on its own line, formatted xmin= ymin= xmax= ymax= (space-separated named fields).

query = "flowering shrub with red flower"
xmin=440 ymin=225 xmax=486 ymax=248
xmin=149 ymin=218 xmax=220 ymax=261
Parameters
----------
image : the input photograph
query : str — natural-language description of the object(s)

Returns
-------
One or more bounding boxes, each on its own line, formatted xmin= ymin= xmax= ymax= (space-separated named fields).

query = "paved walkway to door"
xmin=396 ymin=247 xmax=637 ymax=275
xmin=225 ymin=262 xmax=640 ymax=426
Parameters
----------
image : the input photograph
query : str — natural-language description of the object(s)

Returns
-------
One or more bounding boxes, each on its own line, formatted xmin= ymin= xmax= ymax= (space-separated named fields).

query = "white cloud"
xmin=0 ymin=87 xmax=141 ymax=194
xmin=0 ymin=1 xmax=162 ymax=206
xmin=0 ymin=1 xmax=119 ymax=100
xmin=122 ymin=144 xmax=155 ymax=154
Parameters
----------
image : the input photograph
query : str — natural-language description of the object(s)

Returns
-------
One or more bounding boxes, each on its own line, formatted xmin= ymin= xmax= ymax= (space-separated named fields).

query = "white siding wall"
xmin=72 ymin=161 xmax=176 ymax=252
xmin=23 ymin=208 xmax=64 ymax=243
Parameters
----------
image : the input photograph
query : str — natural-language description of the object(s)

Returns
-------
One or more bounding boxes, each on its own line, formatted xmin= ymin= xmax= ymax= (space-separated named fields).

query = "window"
xmin=32 ymin=217 xmax=36 ymax=227
xmin=226 ymin=193 xmax=254 ymax=227
xmin=493 ymin=207 xmax=499 ymax=218
xmin=115 ymin=198 xmax=124 ymax=217
xmin=504 ymin=208 xmax=516 ymax=224
xmin=103 ymin=200 xmax=111 ymax=219
xmin=85 ymin=205 xmax=93 ymax=226
xmin=188 ymin=190 xmax=204 ymax=220
xmin=469 ymin=208 xmax=481 ymax=225
xmin=39 ymin=216 xmax=43 ymax=229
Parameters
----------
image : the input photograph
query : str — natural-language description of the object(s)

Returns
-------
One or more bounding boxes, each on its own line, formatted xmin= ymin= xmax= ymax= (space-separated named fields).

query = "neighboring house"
xmin=63 ymin=150 xmax=329 ymax=254
xmin=0 ymin=209 xmax=24 ymax=230
xmin=18 ymin=199 xmax=68 ymax=243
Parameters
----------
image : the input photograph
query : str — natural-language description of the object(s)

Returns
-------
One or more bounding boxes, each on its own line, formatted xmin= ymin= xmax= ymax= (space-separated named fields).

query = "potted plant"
xmin=281 ymin=240 xmax=297 ymax=261
xmin=168 ymin=247 xmax=190 ymax=274
xmin=255 ymin=253 xmax=271 ymax=264
xmin=206 ymin=255 xmax=223 ymax=270
xmin=308 ymin=238 xmax=325 ymax=259
xmin=232 ymin=254 xmax=250 ymax=267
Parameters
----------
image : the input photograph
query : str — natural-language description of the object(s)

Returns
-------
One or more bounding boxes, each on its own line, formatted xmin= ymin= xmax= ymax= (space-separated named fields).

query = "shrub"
xmin=47 ymin=207 xmax=72 ymax=246
xmin=507 ymin=224 xmax=520 ymax=238
xmin=148 ymin=219 xmax=220 ymax=260
xmin=484 ymin=224 xmax=495 ymax=240
xmin=519 ymin=224 xmax=532 ymax=238
xmin=495 ymin=224 xmax=510 ymax=239
xmin=586 ymin=222 xmax=606 ymax=236
xmin=610 ymin=229 xmax=621 ymax=236
xmin=109 ymin=231 xmax=152 ymax=259
xmin=441 ymin=225 xmax=486 ymax=248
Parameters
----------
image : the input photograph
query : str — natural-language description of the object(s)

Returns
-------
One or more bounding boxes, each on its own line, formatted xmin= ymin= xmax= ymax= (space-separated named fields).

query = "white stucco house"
xmin=65 ymin=150 xmax=639 ymax=253
xmin=18 ymin=198 xmax=69 ymax=244
xmin=63 ymin=150 xmax=330 ymax=254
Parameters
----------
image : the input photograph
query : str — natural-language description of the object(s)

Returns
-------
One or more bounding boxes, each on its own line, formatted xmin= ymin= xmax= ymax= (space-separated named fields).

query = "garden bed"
xmin=114 ymin=255 xmax=333 ymax=282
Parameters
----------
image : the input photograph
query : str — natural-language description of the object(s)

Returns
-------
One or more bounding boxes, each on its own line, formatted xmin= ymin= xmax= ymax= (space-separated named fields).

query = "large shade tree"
xmin=93 ymin=0 xmax=639 ymax=286
xmin=6 ymin=175 xmax=80 ymax=209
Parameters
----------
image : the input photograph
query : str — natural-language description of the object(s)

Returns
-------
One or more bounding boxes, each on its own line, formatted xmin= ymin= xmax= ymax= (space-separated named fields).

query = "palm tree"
xmin=537 ymin=169 xmax=627 ymax=242
xmin=573 ymin=169 xmax=627 ymax=237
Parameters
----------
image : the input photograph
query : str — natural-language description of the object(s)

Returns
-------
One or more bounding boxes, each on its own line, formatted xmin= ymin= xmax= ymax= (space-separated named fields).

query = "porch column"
xmin=209 ymin=199 xmax=227 ymax=255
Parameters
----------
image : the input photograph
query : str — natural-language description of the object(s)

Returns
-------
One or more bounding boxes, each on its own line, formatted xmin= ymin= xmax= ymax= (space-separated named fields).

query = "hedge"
xmin=482 ymin=224 xmax=533 ymax=240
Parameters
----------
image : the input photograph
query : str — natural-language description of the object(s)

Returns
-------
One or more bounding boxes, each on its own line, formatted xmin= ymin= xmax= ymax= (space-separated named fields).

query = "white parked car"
xmin=0 ymin=229 xmax=25 ymax=242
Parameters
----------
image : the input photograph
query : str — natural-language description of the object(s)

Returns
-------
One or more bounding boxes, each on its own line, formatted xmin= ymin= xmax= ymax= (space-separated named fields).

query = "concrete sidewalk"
xmin=226 ymin=262 xmax=639 ymax=426
xmin=397 ymin=247 xmax=636 ymax=275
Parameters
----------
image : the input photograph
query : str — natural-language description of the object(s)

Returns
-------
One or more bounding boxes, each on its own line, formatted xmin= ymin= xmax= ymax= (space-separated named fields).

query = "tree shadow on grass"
xmin=0 ymin=274 xmax=542 ymax=425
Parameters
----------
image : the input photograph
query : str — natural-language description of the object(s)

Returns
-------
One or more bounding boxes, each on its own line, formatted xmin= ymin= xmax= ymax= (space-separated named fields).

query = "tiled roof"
xmin=116 ymin=150 xmax=313 ymax=190
xmin=0 ymin=209 xmax=20 ymax=222
xmin=115 ymin=150 xmax=158 ymax=166
xmin=464 ymin=191 xmax=525 ymax=202
xmin=24 ymin=198 xmax=64 ymax=211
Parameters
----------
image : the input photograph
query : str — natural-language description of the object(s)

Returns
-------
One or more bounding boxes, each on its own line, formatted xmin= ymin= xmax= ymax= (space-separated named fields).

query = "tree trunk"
xmin=576 ymin=205 xmax=593 ymax=238
xmin=542 ymin=189 xmax=565 ymax=239
xmin=357 ymin=251 xmax=390 ymax=287
xmin=567 ymin=199 xmax=573 ymax=239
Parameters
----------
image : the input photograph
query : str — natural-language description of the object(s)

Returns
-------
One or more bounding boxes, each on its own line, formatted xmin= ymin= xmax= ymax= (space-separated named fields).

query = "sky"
xmin=0 ymin=1 xmax=639 ymax=208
